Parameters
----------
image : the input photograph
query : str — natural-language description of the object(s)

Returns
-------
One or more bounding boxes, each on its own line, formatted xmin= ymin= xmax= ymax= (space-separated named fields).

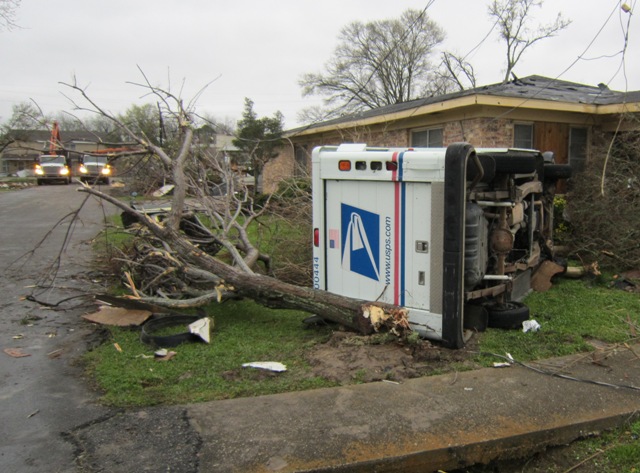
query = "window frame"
xmin=410 ymin=127 xmax=444 ymax=148
xmin=568 ymin=126 xmax=588 ymax=173
xmin=513 ymin=123 xmax=534 ymax=149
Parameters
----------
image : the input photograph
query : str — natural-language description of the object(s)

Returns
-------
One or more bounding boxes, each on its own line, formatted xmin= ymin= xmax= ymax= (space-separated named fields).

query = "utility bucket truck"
xmin=312 ymin=143 xmax=571 ymax=348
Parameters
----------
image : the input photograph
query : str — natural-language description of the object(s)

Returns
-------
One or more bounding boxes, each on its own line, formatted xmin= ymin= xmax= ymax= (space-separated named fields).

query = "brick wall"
xmin=264 ymin=117 xmax=550 ymax=193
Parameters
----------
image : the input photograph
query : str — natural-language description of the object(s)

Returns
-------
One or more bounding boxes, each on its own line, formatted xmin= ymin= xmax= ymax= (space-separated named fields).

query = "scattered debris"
xmin=140 ymin=315 xmax=212 ymax=347
xmin=154 ymin=349 xmax=177 ymax=361
xmin=189 ymin=317 xmax=212 ymax=343
xmin=531 ymin=260 xmax=565 ymax=292
xmin=27 ymin=409 xmax=40 ymax=418
xmin=523 ymin=320 xmax=541 ymax=333
xmin=610 ymin=274 xmax=638 ymax=292
xmin=242 ymin=362 xmax=287 ymax=372
xmin=48 ymin=349 xmax=63 ymax=359
xmin=82 ymin=306 xmax=152 ymax=326
xmin=136 ymin=354 xmax=154 ymax=359
xmin=12 ymin=334 xmax=24 ymax=340
xmin=493 ymin=362 xmax=512 ymax=368
xmin=4 ymin=348 xmax=30 ymax=358
xmin=114 ymin=343 xmax=123 ymax=352
xmin=152 ymin=184 xmax=175 ymax=197
xmin=382 ymin=379 xmax=400 ymax=385
xmin=564 ymin=266 xmax=585 ymax=279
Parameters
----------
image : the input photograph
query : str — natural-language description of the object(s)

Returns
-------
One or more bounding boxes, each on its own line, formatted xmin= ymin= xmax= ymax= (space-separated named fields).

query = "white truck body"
xmin=312 ymin=143 xmax=568 ymax=348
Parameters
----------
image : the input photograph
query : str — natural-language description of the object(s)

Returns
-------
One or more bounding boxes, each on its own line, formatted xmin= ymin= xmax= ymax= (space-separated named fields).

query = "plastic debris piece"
xmin=522 ymin=320 xmax=541 ymax=333
xmin=242 ymin=362 xmax=287 ymax=372
xmin=152 ymin=184 xmax=175 ymax=197
xmin=114 ymin=343 xmax=123 ymax=352
xmin=189 ymin=317 xmax=212 ymax=343
xmin=155 ymin=349 xmax=177 ymax=361
xmin=505 ymin=353 xmax=515 ymax=363
xmin=493 ymin=362 xmax=512 ymax=368
xmin=4 ymin=348 xmax=30 ymax=358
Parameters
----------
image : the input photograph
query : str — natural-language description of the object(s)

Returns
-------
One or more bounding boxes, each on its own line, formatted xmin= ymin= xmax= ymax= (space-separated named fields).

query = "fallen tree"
xmin=62 ymin=75 xmax=410 ymax=336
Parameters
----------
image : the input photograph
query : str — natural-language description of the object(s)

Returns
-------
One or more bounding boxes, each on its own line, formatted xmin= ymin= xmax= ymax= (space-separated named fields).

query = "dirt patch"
xmin=305 ymin=330 xmax=481 ymax=384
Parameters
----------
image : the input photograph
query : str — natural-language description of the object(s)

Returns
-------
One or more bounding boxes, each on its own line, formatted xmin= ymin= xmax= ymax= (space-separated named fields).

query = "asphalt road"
xmin=0 ymin=184 xmax=202 ymax=473
xmin=0 ymin=184 xmax=116 ymax=472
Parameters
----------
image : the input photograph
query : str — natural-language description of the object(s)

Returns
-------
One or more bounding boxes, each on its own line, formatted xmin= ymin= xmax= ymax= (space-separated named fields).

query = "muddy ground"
xmin=305 ymin=330 xmax=481 ymax=384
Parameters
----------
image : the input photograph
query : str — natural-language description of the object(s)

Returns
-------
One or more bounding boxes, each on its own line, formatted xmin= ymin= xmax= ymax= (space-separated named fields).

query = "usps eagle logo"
xmin=341 ymin=204 xmax=380 ymax=281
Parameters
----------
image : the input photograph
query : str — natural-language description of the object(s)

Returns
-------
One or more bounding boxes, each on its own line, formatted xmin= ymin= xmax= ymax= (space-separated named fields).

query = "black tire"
xmin=544 ymin=164 xmax=572 ymax=181
xmin=486 ymin=301 xmax=530 ymax=329
xmin=467 ymin=155 xmax=496 ymax=183
xmin=492 ymin=155 xmax=537 ymax=174
xmin=37 ymin=179 xmax=43 ymax=186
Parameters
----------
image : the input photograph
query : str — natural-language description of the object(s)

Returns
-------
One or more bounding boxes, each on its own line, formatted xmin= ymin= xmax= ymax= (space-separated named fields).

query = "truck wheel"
xmin=486 ymin=301 xmax=530 ymax=329
xmin=544 ymin=164 xmax=572 ymax=181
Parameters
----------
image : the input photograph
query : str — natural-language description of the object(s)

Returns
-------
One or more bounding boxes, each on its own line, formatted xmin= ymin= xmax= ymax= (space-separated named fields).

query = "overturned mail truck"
xmin=312 ymin=143 xmax=571 ymax=348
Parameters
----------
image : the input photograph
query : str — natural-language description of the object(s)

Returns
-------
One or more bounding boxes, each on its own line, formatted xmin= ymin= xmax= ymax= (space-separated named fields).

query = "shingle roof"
xmin=290 ymin=75 xmax=640 ymax=133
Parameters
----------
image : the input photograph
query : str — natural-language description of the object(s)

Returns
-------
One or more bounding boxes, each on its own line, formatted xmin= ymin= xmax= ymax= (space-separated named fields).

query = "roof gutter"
xmin=288 ymin=95 xmax=640 ymax=138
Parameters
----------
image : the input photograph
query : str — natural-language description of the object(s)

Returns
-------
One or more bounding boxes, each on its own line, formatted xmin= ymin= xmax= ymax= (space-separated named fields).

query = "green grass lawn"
xmin=478 ymin=275 xmax=640 ymax=365
xmin=83 ymin=299 xmax=337 ymax=407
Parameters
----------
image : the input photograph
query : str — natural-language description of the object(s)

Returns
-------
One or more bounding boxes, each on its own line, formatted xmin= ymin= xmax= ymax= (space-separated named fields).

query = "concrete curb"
xmin=189 ymin=346 xmax=640 ymax=472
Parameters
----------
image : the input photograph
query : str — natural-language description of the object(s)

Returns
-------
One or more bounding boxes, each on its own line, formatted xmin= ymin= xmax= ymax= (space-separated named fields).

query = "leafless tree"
xmin=431 ymin=52 xmax=478 ymax=94
xmin=299 ymin=5 xmax=443 ymax=119
xmin=0 ymin=0 xmax=20 ymax=30
xmin=489 ymin=0 xmax=571 ymax=83
xmin=60 ymin=75 xmax=410 ymax=336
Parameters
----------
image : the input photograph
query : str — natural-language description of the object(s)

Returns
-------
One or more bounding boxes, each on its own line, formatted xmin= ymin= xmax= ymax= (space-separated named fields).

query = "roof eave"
xmin=289 ymin=94 xmax=640 ymax=138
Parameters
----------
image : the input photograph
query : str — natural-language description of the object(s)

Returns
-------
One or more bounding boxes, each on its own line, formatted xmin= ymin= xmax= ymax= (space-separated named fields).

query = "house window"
xmin=514 ymin=124 xmax=534 ymax=149
xmin=294 ymin=145 xmax=308 ymax=177
xmin=569 ymin=127 xmax=588 ymax=173
xmin=411 ymin=128 xmax=443 ymax=147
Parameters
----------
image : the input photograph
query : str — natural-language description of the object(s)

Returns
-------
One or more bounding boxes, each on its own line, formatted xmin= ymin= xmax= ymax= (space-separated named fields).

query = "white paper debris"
xmin=242 ymin=362 xmax=287 ymax=372
xmin=493 ymin=362 xmax=512 ymax=368
xmin=522 ymin=320 xmax=541 ymax=333
xmin=189 ymin=317 xmax=212 ymax=343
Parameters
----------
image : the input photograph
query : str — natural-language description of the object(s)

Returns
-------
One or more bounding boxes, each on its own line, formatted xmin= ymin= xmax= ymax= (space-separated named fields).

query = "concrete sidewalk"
xmin=188 ymin=345 xmax=640 ymax=472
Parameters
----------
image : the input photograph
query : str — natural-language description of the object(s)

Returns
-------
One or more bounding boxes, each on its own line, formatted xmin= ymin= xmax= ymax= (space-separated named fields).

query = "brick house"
xmin=264 ymin=75 xmax=640 ymax=193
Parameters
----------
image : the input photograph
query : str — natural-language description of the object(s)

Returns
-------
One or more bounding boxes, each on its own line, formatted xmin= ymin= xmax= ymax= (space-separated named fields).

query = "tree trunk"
xmin=158 ymin=225 xmax=406 ymax=335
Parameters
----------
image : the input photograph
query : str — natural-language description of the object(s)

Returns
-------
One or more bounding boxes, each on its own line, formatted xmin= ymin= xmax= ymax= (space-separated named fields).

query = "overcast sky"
xmin=0 ymin=0 xmax=637 ymax=129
